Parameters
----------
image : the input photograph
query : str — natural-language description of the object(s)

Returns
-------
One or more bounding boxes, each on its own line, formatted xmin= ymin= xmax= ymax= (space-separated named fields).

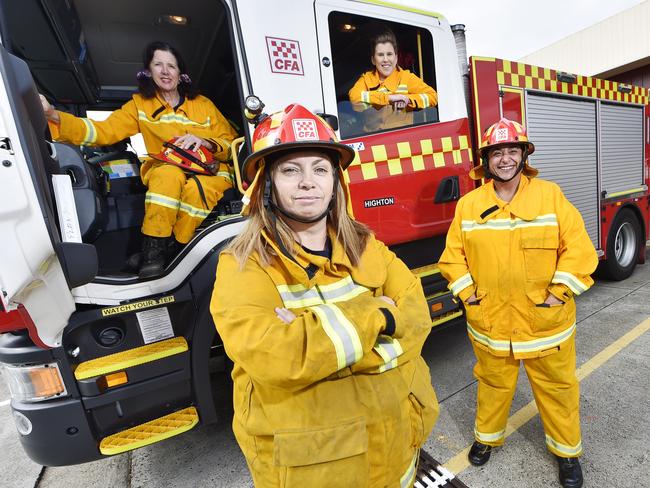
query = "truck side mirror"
xmin=317 ymin=113 xmax=339 ymax=131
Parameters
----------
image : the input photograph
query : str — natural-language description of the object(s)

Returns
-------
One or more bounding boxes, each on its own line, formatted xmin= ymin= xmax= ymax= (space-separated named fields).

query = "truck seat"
xmin=54 ymin=143 xmax=108 ymax=242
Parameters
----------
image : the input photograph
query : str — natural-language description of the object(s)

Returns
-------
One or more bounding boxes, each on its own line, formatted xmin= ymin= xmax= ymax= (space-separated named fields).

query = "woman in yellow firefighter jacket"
xmin=439 ymin=118 xmax=598 ymax=488
xmin=210 ymin=104 xmax=439 ymax=487
xmin=40 ymin=41 xmax=237 ymax=278
xmin=348 ymin=29 xmax=437 ymax=131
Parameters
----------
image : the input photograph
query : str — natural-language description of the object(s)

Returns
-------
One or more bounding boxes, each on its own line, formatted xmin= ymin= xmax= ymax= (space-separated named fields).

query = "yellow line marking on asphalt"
xmin=443 ymin=316 xmax=650 ymax=475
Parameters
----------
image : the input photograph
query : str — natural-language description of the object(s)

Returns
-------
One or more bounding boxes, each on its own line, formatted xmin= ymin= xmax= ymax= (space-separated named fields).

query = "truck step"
xmin=431 ymin=310 xmax=464 ymax=328
xmin=412 ymin=263 xmax=441 ymax=279
xmin=99 ymin=406 xmax=199 ymax=455
xmin=74 ymin=337 xmax=188 ymax=380
xmin=416 ymin=449 xmax=469 ymax=488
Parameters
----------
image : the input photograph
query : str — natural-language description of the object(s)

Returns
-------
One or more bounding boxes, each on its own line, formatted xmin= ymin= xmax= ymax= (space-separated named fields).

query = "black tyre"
xmin=599 ymin=208 xmax=641 ymax=281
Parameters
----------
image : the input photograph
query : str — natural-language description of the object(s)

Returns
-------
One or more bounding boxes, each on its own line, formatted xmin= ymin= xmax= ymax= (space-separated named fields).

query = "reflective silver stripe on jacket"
xmin=310 ymin=303 xmax=363 ymax=371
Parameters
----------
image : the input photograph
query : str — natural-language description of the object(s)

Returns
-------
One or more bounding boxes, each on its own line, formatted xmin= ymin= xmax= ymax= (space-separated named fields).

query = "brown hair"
xmin=227 ymin=159 xmax=372 ymax=268
xmin=138 ymin=41 xmax=199 ymax=100
xmin=370 ymin=29 xmax=398 ymax=56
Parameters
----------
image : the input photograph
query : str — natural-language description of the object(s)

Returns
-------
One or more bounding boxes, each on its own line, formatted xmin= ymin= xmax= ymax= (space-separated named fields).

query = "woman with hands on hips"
xmin=40 ymin=40 xmax=237 ymax=278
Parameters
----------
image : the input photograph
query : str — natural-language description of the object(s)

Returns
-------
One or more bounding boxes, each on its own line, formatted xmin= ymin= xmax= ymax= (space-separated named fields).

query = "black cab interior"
xmin=0 ymin=0 xmax=244 ymax=277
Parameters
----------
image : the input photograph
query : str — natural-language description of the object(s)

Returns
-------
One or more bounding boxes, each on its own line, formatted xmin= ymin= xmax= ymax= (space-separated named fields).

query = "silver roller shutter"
xmin=525 ymin=93 xmax=599 ymax=247
xmin=600 ymin=103 xmax=644 ymax=197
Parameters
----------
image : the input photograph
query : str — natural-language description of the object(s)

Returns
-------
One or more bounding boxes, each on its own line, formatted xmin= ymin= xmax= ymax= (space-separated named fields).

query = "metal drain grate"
xmin=415 ymin=450 xmax=469 ymax=488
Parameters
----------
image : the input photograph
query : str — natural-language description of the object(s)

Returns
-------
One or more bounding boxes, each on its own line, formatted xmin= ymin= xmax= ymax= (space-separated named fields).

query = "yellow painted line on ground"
xmin=443 ymin=317 xmax=650 ymax=475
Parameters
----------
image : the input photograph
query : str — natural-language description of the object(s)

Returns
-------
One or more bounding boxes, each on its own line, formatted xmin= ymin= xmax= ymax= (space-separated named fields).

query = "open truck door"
xmin=0 ymin=44 xmax=96 ymax=349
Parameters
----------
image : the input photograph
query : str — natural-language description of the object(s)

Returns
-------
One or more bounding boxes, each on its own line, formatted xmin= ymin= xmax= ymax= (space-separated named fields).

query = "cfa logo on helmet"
xmin=292 ymin=119 xmax=318 ymax=140
xmin=495 ymin=128 xmax=509 ymax=142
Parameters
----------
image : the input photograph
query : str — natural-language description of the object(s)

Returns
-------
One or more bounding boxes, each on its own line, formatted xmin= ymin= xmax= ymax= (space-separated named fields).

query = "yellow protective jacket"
xmin=439 ymin=176 xmax=598 ymax=359
xmin=349 ymin=67 xmax=438 ymax=109
xmin=48 ymin=93 xmax=237 ymax=169
xmin=211 ymin=229 xmax=439 ymax=488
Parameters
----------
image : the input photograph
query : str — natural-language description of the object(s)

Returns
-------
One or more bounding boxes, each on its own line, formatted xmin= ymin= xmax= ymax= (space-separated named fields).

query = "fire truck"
xmin=0 ymin=0 xmax=648 ymax=466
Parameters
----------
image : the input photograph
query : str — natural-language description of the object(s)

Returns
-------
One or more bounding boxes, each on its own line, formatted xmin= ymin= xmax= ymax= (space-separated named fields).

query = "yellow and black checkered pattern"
xmin=496 ymin=59 xmax=648 ymax=105
xmin=346 ymin=135 xmax=473 ymax=183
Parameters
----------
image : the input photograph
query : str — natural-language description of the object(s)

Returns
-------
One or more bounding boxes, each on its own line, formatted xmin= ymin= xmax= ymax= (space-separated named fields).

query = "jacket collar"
xmin=151 ymin=93 xmax=187 ymax=118
xmin=478 ymin=176 xmax=538 ymax=223
xmin=260 ymin=227 xmax=385 ymax=288
xmin=363 ymin=67 xmax=403 ymax=92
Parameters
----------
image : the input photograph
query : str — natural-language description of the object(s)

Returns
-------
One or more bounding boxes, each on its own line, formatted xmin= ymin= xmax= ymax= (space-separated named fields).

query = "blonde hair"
xmin=227 ymin=165 xmax=372 ymax=268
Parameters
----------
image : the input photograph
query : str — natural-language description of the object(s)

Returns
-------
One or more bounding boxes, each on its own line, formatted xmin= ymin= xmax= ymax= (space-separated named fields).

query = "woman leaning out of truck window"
xmin=348 ymin=28 xmax=437 ymax=131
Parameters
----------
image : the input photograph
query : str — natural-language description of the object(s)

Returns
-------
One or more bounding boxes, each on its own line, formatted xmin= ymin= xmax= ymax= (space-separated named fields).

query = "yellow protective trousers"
xmin=471 ymin=335 xmax=582 ymax=458
xmin=141 ymin=161 xmax=232 ymax=243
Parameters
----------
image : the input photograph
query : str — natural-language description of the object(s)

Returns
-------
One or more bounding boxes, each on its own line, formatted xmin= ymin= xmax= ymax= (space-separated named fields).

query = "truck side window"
xmin=328 ymin=12 xmax=439 ymax=140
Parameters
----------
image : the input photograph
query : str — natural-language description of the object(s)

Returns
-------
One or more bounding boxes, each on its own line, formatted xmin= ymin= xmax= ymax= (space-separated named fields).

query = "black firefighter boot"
xmin=556 ymin=456 xmax=583 ymax=488
xmin=468 ymin=441 xmax=492 ymax=466
xmin=139 ymin=236 xmax=169 ymax=279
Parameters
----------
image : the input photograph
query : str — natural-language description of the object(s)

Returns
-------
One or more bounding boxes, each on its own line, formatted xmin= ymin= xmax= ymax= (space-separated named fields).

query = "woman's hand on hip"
xmin=544 ymin=294 xmax=563 ymax=306
xmin=174 ymin=134 xmax=214 ymax=152
xmin=275 ymin=307 xmax=297 ymax=324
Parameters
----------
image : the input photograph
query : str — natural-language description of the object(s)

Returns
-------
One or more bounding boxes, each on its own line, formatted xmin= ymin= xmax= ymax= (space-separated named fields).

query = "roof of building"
xmin=520 ymin=0 xmax=650 ymax=77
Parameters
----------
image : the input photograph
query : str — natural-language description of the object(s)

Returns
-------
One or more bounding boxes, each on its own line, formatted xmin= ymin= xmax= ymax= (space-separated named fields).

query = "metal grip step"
xmin=99 ymin=406 xmax=199 ymax=455
xmin=74 ymin=337 xmax=188 ymax=380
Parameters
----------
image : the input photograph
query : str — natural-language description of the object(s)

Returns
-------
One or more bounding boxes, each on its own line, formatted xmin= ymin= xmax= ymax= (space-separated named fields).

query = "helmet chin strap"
xmin=482 ymin=148 xmax=529 ymax=183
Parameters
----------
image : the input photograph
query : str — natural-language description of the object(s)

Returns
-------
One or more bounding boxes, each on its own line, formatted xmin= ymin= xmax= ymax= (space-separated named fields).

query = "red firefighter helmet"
xmin=151 ymin=138 xmax=217 ymax=176
xmin=242 ymin=104 xmax=355 ymax=184
xmin=470 ymin=118 xmax=538 ymax=180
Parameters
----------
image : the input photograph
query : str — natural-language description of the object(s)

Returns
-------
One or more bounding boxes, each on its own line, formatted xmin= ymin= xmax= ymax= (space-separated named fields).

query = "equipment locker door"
xmin=600 ymin=103 xmax=645 ymax=198
xmin=313 ymin=1 xmax=473 ymax=246
xmin=525 ymin=92 xmax=600 ymax=248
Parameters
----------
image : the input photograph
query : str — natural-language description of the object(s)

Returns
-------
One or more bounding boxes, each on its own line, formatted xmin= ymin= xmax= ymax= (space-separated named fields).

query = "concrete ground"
xmin=1 ymin=255 xmax=649 ymax=488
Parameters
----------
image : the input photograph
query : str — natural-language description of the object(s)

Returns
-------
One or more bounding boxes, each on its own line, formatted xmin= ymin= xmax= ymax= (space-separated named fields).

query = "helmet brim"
xmin=242 ymin=141 xmax=356 ymax=184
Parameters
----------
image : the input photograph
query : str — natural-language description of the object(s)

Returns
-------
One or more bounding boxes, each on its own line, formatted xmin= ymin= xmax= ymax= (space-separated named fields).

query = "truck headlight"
xmin=2 ymin=363 xmax=67 ymax=402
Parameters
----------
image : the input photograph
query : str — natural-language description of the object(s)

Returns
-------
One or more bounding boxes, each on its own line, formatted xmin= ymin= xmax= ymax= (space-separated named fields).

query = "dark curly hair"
xmin=137 ymin=41 xmax=199 ymax=100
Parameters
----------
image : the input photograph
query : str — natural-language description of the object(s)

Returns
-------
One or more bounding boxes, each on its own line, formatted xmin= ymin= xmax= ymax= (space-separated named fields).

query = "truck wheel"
xmin=600 ymin=208 xmax=641 ymax=281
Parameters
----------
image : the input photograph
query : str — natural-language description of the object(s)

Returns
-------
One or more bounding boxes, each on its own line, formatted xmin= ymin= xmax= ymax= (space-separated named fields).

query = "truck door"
xmin=314 ymin=0 xmax=474 ymax=246
xmin=0 ymin=44 xmax=77 ymax=348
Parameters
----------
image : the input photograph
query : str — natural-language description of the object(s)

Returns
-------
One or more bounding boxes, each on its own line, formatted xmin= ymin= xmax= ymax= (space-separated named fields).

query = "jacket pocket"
xmin=521 ymin=233 xmax=559 ymax=283
xmin=464 ymin=288 xmax=489 ymax=332
xmin=530 ymin=301 xmax=569 ymax=332
xmin=274 ymin=418 xmax=369 ymax=488
xmin=407 ymin=357 xmax=440 ymax=448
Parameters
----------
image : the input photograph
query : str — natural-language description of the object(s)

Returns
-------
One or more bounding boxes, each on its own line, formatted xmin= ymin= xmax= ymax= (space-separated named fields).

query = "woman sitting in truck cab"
xmin=348 ymin=29 xmax=437 ymax=132
xmin=39 ymin=40 xmax=237 ymax=279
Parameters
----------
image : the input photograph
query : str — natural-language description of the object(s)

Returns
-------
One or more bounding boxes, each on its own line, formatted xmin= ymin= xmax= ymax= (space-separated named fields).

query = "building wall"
xmin=520 ymin=1 xmax=650 ymax=79
xmin=610 ymin=64 xmax=650 ymax=88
